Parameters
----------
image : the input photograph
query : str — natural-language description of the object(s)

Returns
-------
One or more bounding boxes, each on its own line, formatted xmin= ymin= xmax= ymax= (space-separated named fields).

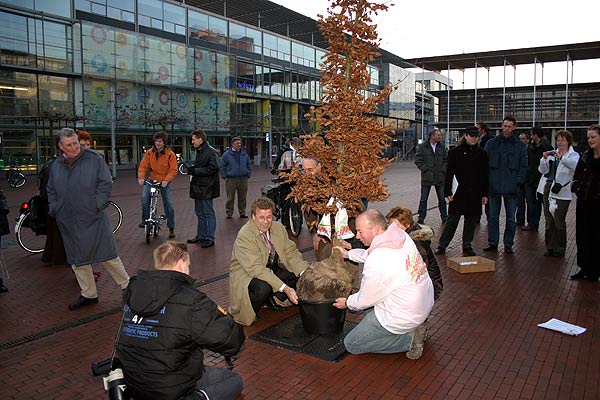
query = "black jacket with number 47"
xmin=117 ymin=269 xmax=245 ymax=400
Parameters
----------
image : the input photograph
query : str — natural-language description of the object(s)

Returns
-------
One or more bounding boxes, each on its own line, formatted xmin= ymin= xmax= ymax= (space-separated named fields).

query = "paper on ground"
xmin=537 ymin=318 xmax=586 ymax=336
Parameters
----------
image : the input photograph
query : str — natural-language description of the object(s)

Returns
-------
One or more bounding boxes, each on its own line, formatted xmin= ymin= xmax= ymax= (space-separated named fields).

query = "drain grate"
xmin=0 ymin=306 xmax=121 ymax=350
xmin=250 ymin=313 xmax=356 ymax=362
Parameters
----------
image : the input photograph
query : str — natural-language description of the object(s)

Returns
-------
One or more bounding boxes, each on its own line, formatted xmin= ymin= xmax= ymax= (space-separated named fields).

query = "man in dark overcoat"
xmin=186 ymin=129 xmax=220 ymax=248
xmin=48 ymin=128 xmax=129 ymax=310
xmin=435 ymin=127 xmax=489 ymax=256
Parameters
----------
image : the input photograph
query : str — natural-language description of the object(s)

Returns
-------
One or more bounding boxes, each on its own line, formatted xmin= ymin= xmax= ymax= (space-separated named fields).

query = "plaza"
xmin=0 ymin=161 xmax=597 ymax=399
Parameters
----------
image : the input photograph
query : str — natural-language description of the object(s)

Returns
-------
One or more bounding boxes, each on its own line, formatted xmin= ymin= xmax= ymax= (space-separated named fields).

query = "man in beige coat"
xmin=229 ymin=197 xmax=309 ymax=325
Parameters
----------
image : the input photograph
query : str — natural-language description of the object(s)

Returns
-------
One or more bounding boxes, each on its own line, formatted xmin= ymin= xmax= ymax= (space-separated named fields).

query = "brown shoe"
xmin=168 ymin=228 xmax=176 ymax=239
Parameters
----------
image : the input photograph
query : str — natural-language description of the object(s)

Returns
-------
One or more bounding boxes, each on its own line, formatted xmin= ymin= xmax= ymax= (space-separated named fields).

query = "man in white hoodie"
xmin=334 ymin=209 xmax=434 ymax=359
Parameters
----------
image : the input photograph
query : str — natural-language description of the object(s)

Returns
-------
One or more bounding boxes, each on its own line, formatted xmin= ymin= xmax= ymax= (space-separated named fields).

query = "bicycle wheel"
xmin=145 ymin=222 xmax=151 ymax=244
xmin=288 ymin=201 xmax=303 ymax=237
xmin=9 ymin=172 xmax=26 ymax=188
xmin=178 ymin=162 xmax=188 ymax=175
xmin=15 ymin=213 xmax=45 ymax=253
xmin=106 ymin=201 xmax=123 ymax=234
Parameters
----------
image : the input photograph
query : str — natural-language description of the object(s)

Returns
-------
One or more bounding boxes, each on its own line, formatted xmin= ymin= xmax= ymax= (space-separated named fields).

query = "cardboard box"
xmin=447 ymin=256 xmax=496 ymax=274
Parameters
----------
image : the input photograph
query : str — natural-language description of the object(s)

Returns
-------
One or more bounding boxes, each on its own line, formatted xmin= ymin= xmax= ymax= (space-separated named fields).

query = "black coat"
xmin=526 ymin=137 xmax=553 ymax=186
xmin=0 ymin=188 xmax=9 ymax=236
xmin=444 ymin=142 xmax=489 ymax=216
xmin=117 ymin=269 xmax=245 ymax=400
xmin=572 ymin=148 xmax=600 ymax=201
xmin=189 ymin=142 xmax=220 ymax=200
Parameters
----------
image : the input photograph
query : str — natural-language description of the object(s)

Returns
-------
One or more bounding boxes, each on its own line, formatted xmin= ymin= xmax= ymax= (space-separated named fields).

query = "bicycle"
xmin=143 ymin=179 xmax=165 ymax=244
xmin=15 ymin=198 xmax=123 ymax=254
xmin=261 ymin=178 xmax=303 ymax=237
xmin=6 ymin=161 xmax=26 ymax=188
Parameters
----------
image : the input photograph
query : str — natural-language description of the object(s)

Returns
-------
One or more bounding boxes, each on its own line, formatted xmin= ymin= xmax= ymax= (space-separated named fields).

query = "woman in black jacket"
xmin=570 ymin=124 xmax=600 ymax=281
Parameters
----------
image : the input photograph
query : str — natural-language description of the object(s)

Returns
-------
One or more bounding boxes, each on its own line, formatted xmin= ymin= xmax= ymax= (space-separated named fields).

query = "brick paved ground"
xmin=0 ymin=161 xmax=598 ymax=399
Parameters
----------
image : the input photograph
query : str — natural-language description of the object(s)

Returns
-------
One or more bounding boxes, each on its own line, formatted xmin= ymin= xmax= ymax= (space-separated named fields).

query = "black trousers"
xmin=437 ymin=214 xmax=479 ymax=250
xmin=248 ymin=261 xmax=298 ymax=313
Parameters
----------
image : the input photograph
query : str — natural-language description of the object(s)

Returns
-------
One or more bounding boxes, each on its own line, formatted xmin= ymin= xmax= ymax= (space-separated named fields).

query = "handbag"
xmin=550 ymin=180 xmax=570 ymax=195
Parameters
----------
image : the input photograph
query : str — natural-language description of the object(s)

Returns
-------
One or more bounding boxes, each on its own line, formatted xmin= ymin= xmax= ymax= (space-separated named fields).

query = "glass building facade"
xmin=0 ymin=0 xmax=416 ymax=171
xmin=430 ymin=82 xmax=600 ymax=146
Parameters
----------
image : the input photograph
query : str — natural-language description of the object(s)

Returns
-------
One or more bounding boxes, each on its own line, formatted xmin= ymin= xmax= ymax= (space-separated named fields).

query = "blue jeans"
xmin=344 ymin=309 xmax=413 ymax=354
xmin=195 ymin=365 xmax=243 ymax=400
xmin=417 ymin=184 xmax=447 ymax=223
xmin=194 ymin=199 xmax=216 ymax=241
xmin=141 ymin=183 xmax=175 ymax=228
xmin=488 ymin=194 xmax=517 ymax=247
xmin=524 ymin=183 xmax=542 ymax=228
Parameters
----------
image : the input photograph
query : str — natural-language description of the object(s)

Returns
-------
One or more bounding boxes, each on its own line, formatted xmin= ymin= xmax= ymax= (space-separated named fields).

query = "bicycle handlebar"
xmin=144 ymin=179 xmax=161 ymax=187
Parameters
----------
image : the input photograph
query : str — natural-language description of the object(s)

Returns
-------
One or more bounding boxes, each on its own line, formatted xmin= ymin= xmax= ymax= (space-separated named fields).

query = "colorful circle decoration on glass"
xmin=176 ymin=92 xmax=187 ymax=108
xmin=117 ymin=87 xmax=130 ymax=102
xmin=159 ymin=91 xmax=170 ymax=105
xmin=93 ymin=85 xmax=107 ymax=101
xmin=210 ymin=52 xmax=218 ymax=64
xmin=176 ymin=44 xmax=187 ymax=59
xmin=158 ymin=66 xmax=169 ymax=81
xmin=177 ymin=70 xmax=187 ymax=83
xmin=194 ymin=72 xmax=203 ymax=86
xmin=224 ymin=76 xmax=233 ymax=89
xmin=91 ymin=55 xmax=108 ymax=74
xmin=91 ymin=26 xmax=107 ymax=44
xmin=117 ymin=61 xmax=129 ymax=75
xmin=116 ymin=33 xmax=128 ymax=47
xmin=194 ymin=48 xmax=203 ymax=61
xmin=138 ymin=87 xmax=151 ymax=104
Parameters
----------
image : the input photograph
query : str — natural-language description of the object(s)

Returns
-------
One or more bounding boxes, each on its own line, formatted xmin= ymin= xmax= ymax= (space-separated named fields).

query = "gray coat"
xmin=47 ymin=149 xmax=117 ymax=266
xmin=415 ymin=141 xmax=448 ymax=186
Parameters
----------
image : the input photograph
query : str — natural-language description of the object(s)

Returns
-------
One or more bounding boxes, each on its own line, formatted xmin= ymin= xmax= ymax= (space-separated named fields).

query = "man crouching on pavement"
xmin=117 ymin=241 xmax=245 ymax=400
xmin=334 ymin=209 xmax=434 ymax=359
xmin=229 ymin=197 xmax=309 ymax=325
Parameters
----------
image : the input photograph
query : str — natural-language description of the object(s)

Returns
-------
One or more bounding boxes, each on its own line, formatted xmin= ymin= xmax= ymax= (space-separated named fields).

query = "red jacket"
xmin=137 ymin=146 xmax=178 ymax=182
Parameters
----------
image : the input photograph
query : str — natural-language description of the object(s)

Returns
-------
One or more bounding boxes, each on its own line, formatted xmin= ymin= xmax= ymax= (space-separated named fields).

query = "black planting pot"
xmin=298 ymin=299 xmax=346 ymax=335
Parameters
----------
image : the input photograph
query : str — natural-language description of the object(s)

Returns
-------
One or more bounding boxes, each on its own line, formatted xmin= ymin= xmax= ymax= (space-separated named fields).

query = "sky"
xmin=272 ymin=0 xmax=600 ymax=88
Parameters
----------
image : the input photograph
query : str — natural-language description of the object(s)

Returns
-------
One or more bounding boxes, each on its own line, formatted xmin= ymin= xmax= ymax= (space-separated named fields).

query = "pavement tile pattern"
xmin=0 ymin=161 xmax=598 ymax=400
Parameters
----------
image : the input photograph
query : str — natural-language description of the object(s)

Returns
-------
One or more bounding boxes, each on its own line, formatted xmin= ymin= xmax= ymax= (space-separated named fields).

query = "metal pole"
xmin=533 ymin=56 xmax=537 ymax=126
xmin=564 ymin=53 xmax=570 ymax=130
xmin=474 ymin=60 xmax=478 ymax=125
xmin=110 ymin=85 xmax=117 ymax=178
xmin=268 ymin=103 xmax=272 ymax=168
xmin=502 ymin=58 xmax=506 ymax=119
xmin=421 ymin=66 xmax=425 ymax=141
xmin=446 ymin=62 xmax=450 ymax=148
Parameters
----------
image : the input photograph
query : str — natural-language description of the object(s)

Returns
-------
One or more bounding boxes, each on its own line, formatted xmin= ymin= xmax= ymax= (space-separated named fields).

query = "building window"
xmin=138 ymin=0 xmax=185 ymax=35
xmin=229 ymin=22 xmax=261 ymax=55
xmin=189 ymin=9 xmax=227 ymax=45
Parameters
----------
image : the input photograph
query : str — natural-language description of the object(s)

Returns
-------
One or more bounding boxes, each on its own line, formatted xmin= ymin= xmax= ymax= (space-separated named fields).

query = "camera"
xmin=103 ymin=368 xmax=130 ymax=400
xmin=92 ymin=358 xmax=130 ymax=400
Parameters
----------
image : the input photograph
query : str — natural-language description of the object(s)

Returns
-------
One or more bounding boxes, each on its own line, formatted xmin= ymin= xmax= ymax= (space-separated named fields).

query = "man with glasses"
xmin=228 ymin=197 xmax=309 ymax=325
xmin=435 ymin=127 xmax=489 ymax=256
xmin=48 ymin=128 xmax=130 ymax=310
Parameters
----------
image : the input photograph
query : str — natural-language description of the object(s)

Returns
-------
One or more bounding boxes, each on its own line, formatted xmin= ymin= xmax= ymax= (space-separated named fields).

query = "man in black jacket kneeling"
xmin=117 ymin=241 xmax=245 ymax=400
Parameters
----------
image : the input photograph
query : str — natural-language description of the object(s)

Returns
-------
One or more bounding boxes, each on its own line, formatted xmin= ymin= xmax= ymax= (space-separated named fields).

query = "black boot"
xmin=0 ymin=278 xmax=8 ymax=293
